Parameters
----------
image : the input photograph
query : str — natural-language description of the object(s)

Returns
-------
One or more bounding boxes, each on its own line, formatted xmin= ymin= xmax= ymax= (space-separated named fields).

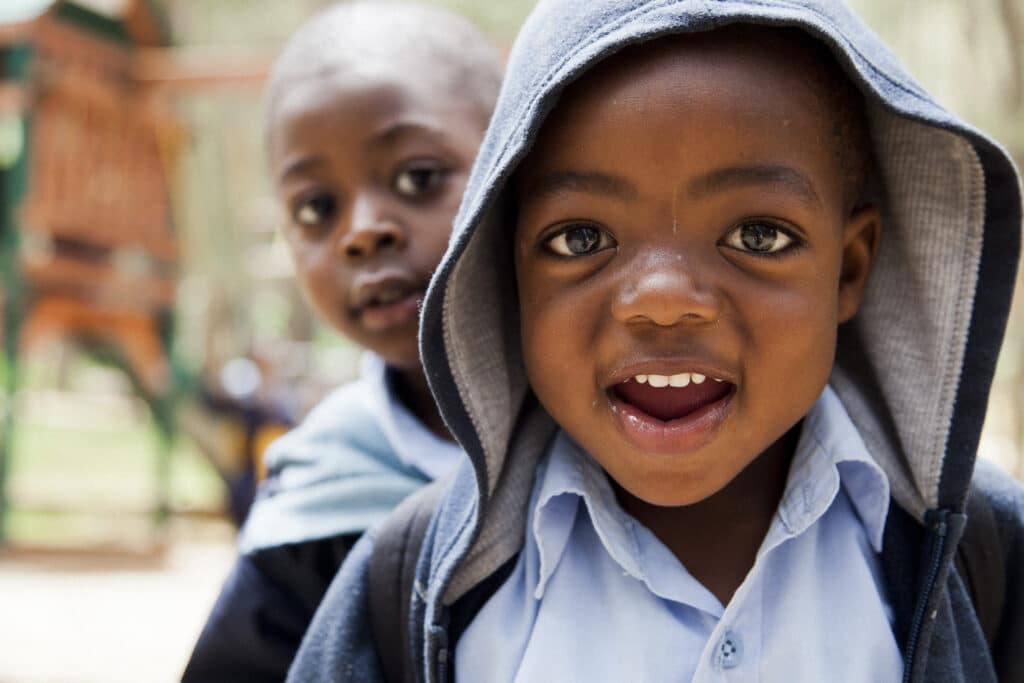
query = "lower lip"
xmin=607 ymin=385 xmax=736 ymax=455
xmin=358 ymin=292 xmax=422 ymax=332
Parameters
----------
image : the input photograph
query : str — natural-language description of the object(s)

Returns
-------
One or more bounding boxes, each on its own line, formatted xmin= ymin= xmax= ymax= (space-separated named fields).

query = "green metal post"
xmin=150 ymin=253 xmax=180 ymax=537
xmin=0 ymin=43 xmax=31 ymax=546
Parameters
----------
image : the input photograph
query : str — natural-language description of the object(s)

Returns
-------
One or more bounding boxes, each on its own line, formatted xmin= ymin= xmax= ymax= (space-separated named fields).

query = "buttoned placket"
xmin=692 ymin=545 xmax=766 ymax=682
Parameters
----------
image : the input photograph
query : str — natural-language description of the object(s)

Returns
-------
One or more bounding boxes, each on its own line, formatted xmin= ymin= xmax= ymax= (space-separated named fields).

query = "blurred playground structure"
xmin=0 ymin=0 xmax=1020 ymax=681
xmin=0 ymin=0 xmax=348 ymax=558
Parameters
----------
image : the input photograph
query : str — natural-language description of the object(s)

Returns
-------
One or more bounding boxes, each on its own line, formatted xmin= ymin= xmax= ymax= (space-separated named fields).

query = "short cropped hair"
xmin=265 ymin=1 xmax=502 ymax=130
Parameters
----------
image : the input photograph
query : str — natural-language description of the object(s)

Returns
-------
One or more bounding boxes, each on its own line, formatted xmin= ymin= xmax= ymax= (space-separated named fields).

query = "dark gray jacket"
xmin=290 ymin=1 xmax=1024 ymax=681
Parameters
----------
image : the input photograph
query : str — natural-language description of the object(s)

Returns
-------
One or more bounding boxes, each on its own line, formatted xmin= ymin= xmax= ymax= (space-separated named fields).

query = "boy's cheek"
xmin=742 ymin=290 xmax=839 ymax=371
xmin=519 ymin=284 xmax=601 ymax=371
xmin=519 ymin=304 xmax=595 ymax=419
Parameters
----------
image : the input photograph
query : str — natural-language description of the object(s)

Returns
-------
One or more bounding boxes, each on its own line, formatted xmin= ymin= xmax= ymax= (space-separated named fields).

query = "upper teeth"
xmin=634 ymin=373 xmax=721 ymax=386
xmin=375 ymin=287 xmax=407 ymax=305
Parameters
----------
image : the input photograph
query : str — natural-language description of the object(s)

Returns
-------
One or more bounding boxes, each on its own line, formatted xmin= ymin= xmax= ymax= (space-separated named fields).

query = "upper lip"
xmin=349 ymin=270 xmax=424 ymax=310
xmin=603 ymin=355 xmax=738 ymax=388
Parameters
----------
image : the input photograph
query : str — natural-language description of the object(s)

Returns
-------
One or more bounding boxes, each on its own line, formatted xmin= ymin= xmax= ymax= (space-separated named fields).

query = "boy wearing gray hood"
xmin=291 ymin=1 xmax=1024 ymax=681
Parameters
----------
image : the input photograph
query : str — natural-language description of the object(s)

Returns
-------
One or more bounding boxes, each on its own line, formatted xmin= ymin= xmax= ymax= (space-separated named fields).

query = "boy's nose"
xmin=611 ymin=258 xmax=721 ymax=327
xmin=339 ymin=195 xmax=407 ymax=259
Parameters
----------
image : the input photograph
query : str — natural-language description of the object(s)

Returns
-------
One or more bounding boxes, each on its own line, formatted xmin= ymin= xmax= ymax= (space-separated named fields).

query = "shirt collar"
xmin=773 ymin=384 xmax=890 ymax=553
xmin=530 ymin=384 xmax=890 ymax=600
xmin=360 ymin=352 xmax=462 ymax=481
xmin=532 ymin=431 xmax=644 ymax=598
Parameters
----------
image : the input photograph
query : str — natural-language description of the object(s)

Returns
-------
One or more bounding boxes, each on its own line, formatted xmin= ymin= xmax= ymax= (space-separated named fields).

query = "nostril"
xmin=377 ymin=234 xmax=396 ymax=250
xmin=346 ymin=244 xmax=364 ymax=258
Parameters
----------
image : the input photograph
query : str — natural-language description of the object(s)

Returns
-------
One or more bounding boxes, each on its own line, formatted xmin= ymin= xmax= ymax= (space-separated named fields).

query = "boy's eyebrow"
xmin=373 ymin=121 xmax=447 ymax=147
xmin=687 ymin=164 xmax=820 ymax=204
xmin=523 ymin=170 xmax=638 ymax=202
xmin=278 ymin=156 xmax=326 ymax=184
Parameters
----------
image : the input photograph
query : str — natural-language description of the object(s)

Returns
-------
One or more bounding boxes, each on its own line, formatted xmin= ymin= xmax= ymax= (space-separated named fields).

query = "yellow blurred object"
xmin=252 ymin=424 xmax=288 ymax=482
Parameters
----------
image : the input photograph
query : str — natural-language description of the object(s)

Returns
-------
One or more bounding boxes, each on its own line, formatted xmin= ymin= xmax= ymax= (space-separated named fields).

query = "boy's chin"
xmin=373 ymin=344 xmax=422 ymax=373
xmin=597 ymin=452 xmax=744 ymax=508
xmin=340 ymin=328 xmax=422 ymax=373
xmin=614 ymin=474 xmax=732 ymax=509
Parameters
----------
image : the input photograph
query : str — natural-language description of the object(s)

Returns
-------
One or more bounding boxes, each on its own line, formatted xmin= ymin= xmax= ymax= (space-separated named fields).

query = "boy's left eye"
xmin=392 ymin=162 xmax=447 ymax=197
xmin=722 ymin=221 xmax=796 ymax=254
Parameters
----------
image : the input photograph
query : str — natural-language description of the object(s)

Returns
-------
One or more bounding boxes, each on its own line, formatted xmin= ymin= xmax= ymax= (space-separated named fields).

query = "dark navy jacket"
xmin=289 ymin=1 xmax=1024 ymax=681
xmin=183 ymin=534 xmax=354 ymax=682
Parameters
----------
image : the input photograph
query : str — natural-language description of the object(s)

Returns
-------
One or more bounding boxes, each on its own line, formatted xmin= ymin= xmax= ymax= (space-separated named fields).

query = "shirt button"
xmin=715 ymin=630 xmax=743 ymax=670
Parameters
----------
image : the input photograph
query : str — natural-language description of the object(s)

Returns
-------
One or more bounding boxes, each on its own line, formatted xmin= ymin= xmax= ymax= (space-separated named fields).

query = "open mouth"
xmin=612 ymin=373 xmax=734 ymax=422
xmin=352 ymin=277 xmax=424 ymax=332
xmin=606 ymin=370 xmax=737 ymax=454
xmin=362 ymin=281 xmax=418 ymax=308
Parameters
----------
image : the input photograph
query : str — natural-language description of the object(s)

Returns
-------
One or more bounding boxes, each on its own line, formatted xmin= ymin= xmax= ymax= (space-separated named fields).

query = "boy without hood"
xmin=291 ymin=1 xmax=1024 ymax=681
xmin=182 ymin=3 xmax=500 ymax=681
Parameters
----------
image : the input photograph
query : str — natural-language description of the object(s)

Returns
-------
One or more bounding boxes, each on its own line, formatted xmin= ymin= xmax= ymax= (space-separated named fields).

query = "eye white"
xmin=395 ymin=171 xmax=420 ymax=196
xmin=297 ymin=204 xmax=321 ymax=225
xmin=724 ymin=223 xmax=794 ymax=253
xmin=394 ymin=165 xmax=445 ymax=197
xmin=546 ymin=232 xmax=574 ymax=256
xmin=545 ymin=225 xmax=611 ymax=256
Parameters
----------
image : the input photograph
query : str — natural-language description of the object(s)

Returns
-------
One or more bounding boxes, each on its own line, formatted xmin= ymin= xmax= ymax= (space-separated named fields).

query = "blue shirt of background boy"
xmin=456 ymin=386 xmax=902 ymax=681
xmin=239 ymin=351 xmax=462 ymax=553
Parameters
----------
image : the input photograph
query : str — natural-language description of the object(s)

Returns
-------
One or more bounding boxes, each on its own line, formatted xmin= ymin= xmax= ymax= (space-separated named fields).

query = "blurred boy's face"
xmin=269 ymin=69 xmax=484 ymax=369
xmin=514 ymin=32 xmax=879 ymax=507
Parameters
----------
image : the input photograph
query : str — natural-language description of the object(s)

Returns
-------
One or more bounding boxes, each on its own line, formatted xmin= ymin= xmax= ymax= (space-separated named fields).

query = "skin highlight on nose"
xmin=611 ymin=258 xmax=721 ymax=327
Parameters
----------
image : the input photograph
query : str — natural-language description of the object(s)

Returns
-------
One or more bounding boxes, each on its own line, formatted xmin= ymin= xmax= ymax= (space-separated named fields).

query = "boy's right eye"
xmin=292 ymin=193 xmax=337 ymax=229
xmin=543 ymin=223 xmax=616 ymax=257
xmin=392 ymin=162 xmax=447 ymax=198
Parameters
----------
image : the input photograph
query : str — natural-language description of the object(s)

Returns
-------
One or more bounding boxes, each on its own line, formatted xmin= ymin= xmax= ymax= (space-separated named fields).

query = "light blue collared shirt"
xmin=238 ymin=352 xmax=461 ymax=553
xmin=360 ymin=352 xmax=462 ymax=481
xmin=455 ymin=386 xmax=903 ymax=682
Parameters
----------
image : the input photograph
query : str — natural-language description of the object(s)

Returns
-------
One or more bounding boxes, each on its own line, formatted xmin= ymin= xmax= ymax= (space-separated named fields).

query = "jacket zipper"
xmin=436 ymin=644 xmax=449 ymax=683
xmin=902 ymin=514 xmax=948 ymax=683
xmin=431 ymin=610 xmax=451 ymax=683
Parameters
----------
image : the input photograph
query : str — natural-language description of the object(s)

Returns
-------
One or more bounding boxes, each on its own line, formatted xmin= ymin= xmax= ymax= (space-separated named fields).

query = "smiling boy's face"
xmin=269 ymin=67 xmax=486 ymax=370
xmin=514 ymin=30 xmax=880 ymax=507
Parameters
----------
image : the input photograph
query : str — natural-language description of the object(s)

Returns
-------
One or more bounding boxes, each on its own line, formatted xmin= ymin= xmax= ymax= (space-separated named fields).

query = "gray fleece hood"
xmin=419 ymin=0 xmax=1022 ymax=604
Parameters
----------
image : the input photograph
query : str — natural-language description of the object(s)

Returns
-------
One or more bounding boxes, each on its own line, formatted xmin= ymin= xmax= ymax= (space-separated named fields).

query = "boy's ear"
xmin=837 ymin=203 xmax=881 ymax=324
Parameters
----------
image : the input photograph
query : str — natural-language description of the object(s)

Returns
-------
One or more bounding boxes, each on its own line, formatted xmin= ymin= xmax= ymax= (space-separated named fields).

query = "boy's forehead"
xmin=270 ymin=59 xmax=451 ymax=122
xmin=513 ymin=26 xmax=859 ymax=216
xmin=266 ymin=64 xmax=483 ymax=164
xmin=570 ymin=29 xmax=826 ymax=123
xmin=522 ymin=26 xmax=838 ymax=171
xmin=263 ymin=2 xmax=501 ymax=158
xmin=273 ymin=68 xmax=405 ymax=121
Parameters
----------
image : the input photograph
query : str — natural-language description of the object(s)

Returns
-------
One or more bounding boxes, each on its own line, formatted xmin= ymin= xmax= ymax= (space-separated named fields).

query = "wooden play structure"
xmin=0 ymin=0 xmax=180 ymax=544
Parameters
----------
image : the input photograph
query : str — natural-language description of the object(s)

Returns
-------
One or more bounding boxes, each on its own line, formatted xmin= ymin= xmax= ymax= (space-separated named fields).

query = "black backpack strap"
xmin=368 ymin=479 xmax=447 ymax=683
xmin=954 ymin=483 xmax=1005 ymax=649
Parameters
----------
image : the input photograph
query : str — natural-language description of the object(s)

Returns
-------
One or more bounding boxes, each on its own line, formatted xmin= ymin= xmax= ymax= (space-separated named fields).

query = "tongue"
xmin=613 ymin=379 xmax=732 ymax=422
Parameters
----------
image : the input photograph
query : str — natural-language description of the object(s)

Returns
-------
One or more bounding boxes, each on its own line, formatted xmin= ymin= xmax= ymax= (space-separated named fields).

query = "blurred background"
xmin=0 ymin=0 xmax=1020 ymax=681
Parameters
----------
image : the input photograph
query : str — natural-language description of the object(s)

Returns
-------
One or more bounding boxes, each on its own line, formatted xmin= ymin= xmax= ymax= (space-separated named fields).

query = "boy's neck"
xmin=613 ymin=425 xmax=799 ymax=607
xmin=392 ymin=365 xmax=454 ymax=443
